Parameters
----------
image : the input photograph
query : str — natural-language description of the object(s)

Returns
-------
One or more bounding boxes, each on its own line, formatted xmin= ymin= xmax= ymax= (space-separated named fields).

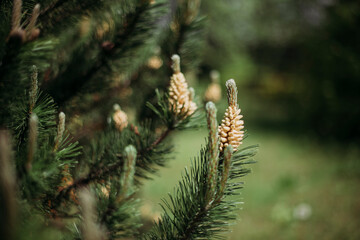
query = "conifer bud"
xmin=0 ymin=130 xmax=17 ymax=240
xmin=204 ymin=70 xmax=221 ymax=103
xmin=54 ymin=112 xmax=65 ymax=151
xmin=217 ymin=145 xmax=233 ymax=199
xmin=210 ymin=70 xmax=220 ymax=83
xmin=27 ymin=113 xmax=38 ymax=171
xmin=226 ymin=79 xmax=238 ymax=107
xmin=171 ymin=54 xmax=181 ymax=73
xmin=26 ymin=4 xmax=40 ymax=37
xmin=168 ymin=54 xmax=197 ymax=118
xmin=205 ymin=102 xmax=219 ymax=201
xmin=189 ymin=87 xmax=195 ymax=101
xmin=79 ymin=188 xmax=107 ymax=240
xmin=113 ymin=104 xmax=128 ymax=131
xmin=11 ymin=0 xmax=22 ymax=30
xmin=29 ymin=65 xmax=38 ymax=112
xmin=147 ymin=56 xmax=163 ymax=69
xmin=218 ymin=79 xmax=244 ymax=152
xmin=118 ymin=145 xmax=137 ymax=202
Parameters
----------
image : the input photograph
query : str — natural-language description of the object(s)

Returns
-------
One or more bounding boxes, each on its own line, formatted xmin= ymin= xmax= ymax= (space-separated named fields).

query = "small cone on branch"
xmin=204 ymin=70 xmax=222 ymax=103
xmin=113 ymin=104 xmax=128 ymax=131
xmin=168 ymin=54 xmax=197 ymax=118
xmin=218 ymin=79 xmax=244 ymax=152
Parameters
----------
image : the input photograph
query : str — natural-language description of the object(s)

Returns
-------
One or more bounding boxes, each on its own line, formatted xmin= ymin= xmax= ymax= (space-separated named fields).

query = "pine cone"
xmin=218 ymin=79 xmax=244 ymax=152
xmin=168 ymin=54 xmax=197 ymax=118
xmin=218 ymin=105 xmax=244 ymax=152
xmin=113 ymin=105 xmax=128 ymax=131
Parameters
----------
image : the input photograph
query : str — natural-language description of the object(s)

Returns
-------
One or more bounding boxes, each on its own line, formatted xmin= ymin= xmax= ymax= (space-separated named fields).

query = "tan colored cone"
xmin=218 ymin=79 xmax=244 ymax=152
xmin=113 ymin=106 xmax=128 ymax=131
xmin=168 ymin=54 xmax=197 ymax=118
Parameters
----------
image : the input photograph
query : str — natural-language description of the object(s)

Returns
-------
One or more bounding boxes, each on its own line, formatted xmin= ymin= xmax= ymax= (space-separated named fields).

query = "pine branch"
xmin=144 ymin=127 xmax=171 ymax=153
xmin=143 ymin=90 xmax=258 ymax=239
xmin=45 ymin=1 xmax=166 ymax=105
xmin=55 ymin=127 xmax=169 ymax=191
xmin=161 ymin=0 xmax=205 ymax=71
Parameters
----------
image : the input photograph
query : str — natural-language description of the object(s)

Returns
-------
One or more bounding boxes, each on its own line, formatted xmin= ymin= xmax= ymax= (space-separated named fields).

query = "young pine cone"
xmin=113 ymin=104 xmax=128 ymax=131
xmin=218 ymin=79 xmax=244 ymax=152
xmin=204 ymin=83 xmax=222 ymax=103
xmin=168 ymin=54 xmax=197 ymax=118
xmin=204 ymin=70 xmax=222 ymax=103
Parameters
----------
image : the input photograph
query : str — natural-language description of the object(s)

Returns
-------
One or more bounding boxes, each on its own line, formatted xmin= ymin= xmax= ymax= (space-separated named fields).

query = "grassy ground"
xmin=140 ymin=128 xmax=360 ymax=239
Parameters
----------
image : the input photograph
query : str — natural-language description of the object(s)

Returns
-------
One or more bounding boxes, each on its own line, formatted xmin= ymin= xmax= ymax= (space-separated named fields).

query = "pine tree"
xmin=0 ymin=0 xmax=258 ymax=239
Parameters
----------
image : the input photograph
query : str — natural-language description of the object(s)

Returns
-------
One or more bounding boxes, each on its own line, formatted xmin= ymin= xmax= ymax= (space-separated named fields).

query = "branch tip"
xmin=27 ymin=113 xmax=38 ymax=171
xmin=225 ymin=79 xmax=238 ymax=106
xmin=171 ymin=54 xmax=181 ymax=73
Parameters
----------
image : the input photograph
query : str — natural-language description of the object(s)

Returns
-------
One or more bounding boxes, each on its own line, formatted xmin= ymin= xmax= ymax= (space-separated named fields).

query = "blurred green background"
xmin=141 ymin=0 xmax=360 ymax=239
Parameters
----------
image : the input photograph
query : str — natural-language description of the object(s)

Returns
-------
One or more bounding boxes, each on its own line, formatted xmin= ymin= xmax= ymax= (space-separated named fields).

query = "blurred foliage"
xmin=200 ymin=0 xmax=360 ymax=143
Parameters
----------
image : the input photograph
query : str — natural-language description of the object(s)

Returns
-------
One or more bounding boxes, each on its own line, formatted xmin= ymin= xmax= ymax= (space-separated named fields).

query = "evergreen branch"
xmin=45 ymin=1 xmax=166 ymax=105
xmin=146 ymin=89 xmax=204 ymax=130
xmin=37 ymin=0 xmax=108 ymax=31
xmin=51 ymin=124 xmax=173 ymax=206
xmin=161 ymin=0 xmax=205 ymax=71
xmin=143 ymin=101 xmax=258 ymax=239
xmin=144 ymin=144 xmax=257 ymax=239
xmin=39 ymin=0 xmax=69 ymax=18
xmin=144 ymin=127 xmax=171 ymax=153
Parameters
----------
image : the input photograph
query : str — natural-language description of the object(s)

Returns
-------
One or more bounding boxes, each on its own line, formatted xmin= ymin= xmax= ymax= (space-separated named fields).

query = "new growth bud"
xmin=205 ymin=102 xmax=219 ymax=201
xmin=11 ymin=0 xmax=22 ymax=30
xmin=113 ymin=104 xmax=128 ymax=131
xmin=210 ymin=70 xmax=220 ymax=83
xmin=204 ymin=70 xmax=222 ymax=103
xmin=218 ymin=79 xmax=244 ymax=152
xmin=119 ymin=145 xmax=137 ymax=201
xmin=168 ymin=54 xmax=197 ymax=118
xmin=54 ymin=112 xmax=66 ymax=151
xmin=29 ymin=65 xmax=38 ymax=112
xmin=226 ymin=79 xmax=237 ymax=107
xmin=171 ymin=54 xmax=181 ymax=73
xmin=26 ymin=4 xmax=40 ymax=37
xmin=9 ymin=0 xmax=41 ymax=43
xmin=79 ymin=188 xmax=106 ymax=240
xmin=27 ymin=113 xmax=38 ymax=171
